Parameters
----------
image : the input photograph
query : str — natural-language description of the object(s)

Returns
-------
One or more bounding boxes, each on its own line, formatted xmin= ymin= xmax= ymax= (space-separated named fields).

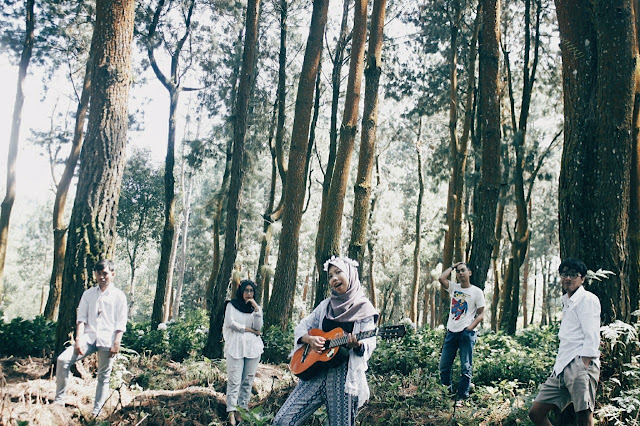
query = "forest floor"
xmin=0 ymin=355 xmax=298 ymax=425
xmin=0 ymin=356 xmax=470 ymax=425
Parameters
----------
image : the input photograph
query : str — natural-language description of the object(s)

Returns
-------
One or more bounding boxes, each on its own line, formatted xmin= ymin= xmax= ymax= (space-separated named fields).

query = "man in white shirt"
xmin=54 ymin=259 xmax=128 ymax=416
xmin=438 ymin=262 xmax=485 ymax=403
xmin=529 ymin=258 xmax=601 ymax=426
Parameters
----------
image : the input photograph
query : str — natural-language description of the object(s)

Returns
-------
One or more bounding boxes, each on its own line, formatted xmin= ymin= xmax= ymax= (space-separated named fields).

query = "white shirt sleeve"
xmin=76 ymin=289 xmax=90 ymax=324
xmin=251 ymin=307 xmax=263 ymax=331
xmin=115 ymin=291 xmax=128 ymax=332
xmin=579 ymin=295 xmax=601 ymax=358
xmin=223 ymin=303 xmax=246 ymax=333
xmin=292 ymin=301 xmax=325 ymax=353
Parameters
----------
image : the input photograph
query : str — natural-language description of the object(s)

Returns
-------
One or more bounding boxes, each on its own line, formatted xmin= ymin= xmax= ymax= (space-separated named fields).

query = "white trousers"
xmin=226 ymin=355 xmax=260 ymax=412
xmin=55 ymin=343 xmax=115 ymax=415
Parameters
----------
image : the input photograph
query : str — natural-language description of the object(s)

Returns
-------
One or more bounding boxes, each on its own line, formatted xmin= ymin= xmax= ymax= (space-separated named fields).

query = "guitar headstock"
xmin=377 ymin=325 xmax=407 ymax=339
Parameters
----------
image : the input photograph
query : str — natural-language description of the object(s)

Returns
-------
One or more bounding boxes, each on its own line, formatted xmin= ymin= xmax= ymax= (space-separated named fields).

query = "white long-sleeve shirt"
xmin=223 ymin=302 xmax=264 ymax=359
xmin=76 ymin=284 xmax=127 ymax=348
xmin=553 ymin=285 xmax=601 ymax=375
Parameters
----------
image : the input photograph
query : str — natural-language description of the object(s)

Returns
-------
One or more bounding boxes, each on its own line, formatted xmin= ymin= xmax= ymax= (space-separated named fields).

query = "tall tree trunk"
xmin=499 ymin=0 xmax=540 ymax=335
xmin=163 ymin=200 xmax=182 ymax=322
xmin=205 ymin=139 xmax=232 ymax=311
xmin=442 ymin=0 xmax=462 ymax=272
xmin=256 ymin=0 xmax=288 ymax=306
xmin=264 ymin=0 xmax=330 ymax=330
xmin=365 ymin=157 xmax=382 ymax=310
xmin=153 ymin=90 xmax=179 ymax=328
xmin=348 ymin=0 xmax=387 ymax=269
xmin=540 ymin=257 xmax=550 ymax=326
xmin=529 ymin=257 xmax=538 ymax=326
xmin=204 ymin=0 xmax=261 ymax=358
xmin=367 ymin=239 xmax=377 ymax=309
xmin=172 ymin=172 xmax=193 ymax=319
xmin=468 ymin=0 xmax=501 ymax=291
xmin=441 ymin=3 xmax=481 ymax=322
xmin=315 ymin=0 xmax=369 ymax=307
xmin=256 ymin=105 xmax=278 ymax=307
xmin=54 ymin=0 xmax=135 ymax=357
xmin=314 ymin=0 xmax=351 ymax=292
xmin=148 ymin=0 xmax=197 ymax=329
xmin=521 ymin=201 xmax=533 ymax=328
xmin=44 ymin=45 xmax=94 ymax=321
xmin=490 ymin=257 xmax=500 ymax=331
xmin=628 ymin=0 xmax=640 ymax=315
xmin=0 ymin=0 xmax=35 ymax=303
xmin=556 ymin=0 xmax=635 ymax=324
xmin=410 ymin=125 xmax=424 ymax=324
xmin=442 ymin=0 xmax=479 ymax=268
xmin=490 ymin=140 xmax=510 ymax=331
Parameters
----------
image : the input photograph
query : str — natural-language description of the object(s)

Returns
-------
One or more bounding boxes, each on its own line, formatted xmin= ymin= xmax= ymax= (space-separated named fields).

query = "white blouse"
xmin=223 ymin=302 xmax=264 ymax=359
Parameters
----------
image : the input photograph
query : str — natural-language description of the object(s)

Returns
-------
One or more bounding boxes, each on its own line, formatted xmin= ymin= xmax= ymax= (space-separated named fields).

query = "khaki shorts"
xmin=534 ymin=356 xmax=599 ymax=413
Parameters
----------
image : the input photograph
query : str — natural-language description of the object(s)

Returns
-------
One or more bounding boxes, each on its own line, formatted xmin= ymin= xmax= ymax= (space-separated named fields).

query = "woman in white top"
xmin=223 ymin=279 xmax=263 ymax=425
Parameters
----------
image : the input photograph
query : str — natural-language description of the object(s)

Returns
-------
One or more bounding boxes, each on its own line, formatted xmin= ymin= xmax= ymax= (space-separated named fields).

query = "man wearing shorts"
xmin=529 ymin=258 xmax=601 ymax=426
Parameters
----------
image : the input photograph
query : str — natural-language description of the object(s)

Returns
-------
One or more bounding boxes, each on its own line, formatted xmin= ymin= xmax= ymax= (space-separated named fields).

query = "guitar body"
xmin=288 ymin=324 xmax=406 ymax=380
xmin=290 ymin=328 xmax=348 ymax=380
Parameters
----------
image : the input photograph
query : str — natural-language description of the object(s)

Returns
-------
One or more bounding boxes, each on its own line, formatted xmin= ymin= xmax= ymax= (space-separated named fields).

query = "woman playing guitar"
xmin=273 ymin=256 xmax=378 ymax=426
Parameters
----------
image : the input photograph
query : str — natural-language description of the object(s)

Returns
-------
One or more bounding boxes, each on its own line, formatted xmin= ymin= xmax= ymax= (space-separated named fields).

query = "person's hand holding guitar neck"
xmin=302 ymin=332 xmax=361 ymax=353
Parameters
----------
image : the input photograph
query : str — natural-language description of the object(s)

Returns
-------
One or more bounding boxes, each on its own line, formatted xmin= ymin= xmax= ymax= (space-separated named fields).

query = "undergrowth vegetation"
xmin=2 ymin=312 xmax=639 ymax=424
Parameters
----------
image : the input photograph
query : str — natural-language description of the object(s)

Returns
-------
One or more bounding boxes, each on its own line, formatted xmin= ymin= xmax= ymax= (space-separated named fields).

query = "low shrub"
xmin=473 ymin=331 xmax=554 ymax=387
xmin=369 ymin=326 xmax=444 ymax=375
xmin=0 ymin=315 xmax=56 ymax=357
xmin=262 ymin=324 xmax=294 ymax=365
xmin=121 ymin=308 xmax=208 ymax=361
xmin=596 ymin=315 xmax=640 ymax=425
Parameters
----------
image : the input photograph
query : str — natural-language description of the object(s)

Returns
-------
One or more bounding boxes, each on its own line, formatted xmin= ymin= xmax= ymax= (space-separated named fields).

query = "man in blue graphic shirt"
xmin=438 ymin=262 xmax=485 ymax=402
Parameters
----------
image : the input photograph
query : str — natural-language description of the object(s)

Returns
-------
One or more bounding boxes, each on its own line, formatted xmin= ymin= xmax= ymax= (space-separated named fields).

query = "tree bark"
xmin=529 ymin=256 xmax=538 ymax=326
xmin=149 ymin=0 xmax=197 ymax=329
xmin=264 ymin=0 xmax=330 ymax=330
xmin=442 ymin=0 xmax=479 ymax=269
xmin=315 ymin=0 xmax=369 ymax=307
xmin=556 ymin=0 xmax=635 ymax=324
xmin=365 ymin=157 xmax=382 ymax=310
xmin=499 ymin=0 xmax=540 ymax=335
xmin=468 ymin=0 xmax=501 ymax=292
xmin=256 ymin=0 xmax=288 ymax=306
xmin=171 ymin=172 xmax=193 ymax=319
xmin=348 ymin=0 xmax=387 ymax=270
xmin=628 ymin=0 xmax=640 ymax=315
xmin=410 ymin=125 xmax=424 ymax=324
xmin=54 ymin=0 xmax=135 ymax=357
xmin=205 ymin=139 xmax=232 ymax=311
xmin=44 ymin=41 xmax=94 ymax=321
xmin=314 ymin=0 xmax=351 ymax=291
xmin=0 ymin=0 xmax=35 ymax=304
xmin=204 ymin=0 xmax=261 ymax=358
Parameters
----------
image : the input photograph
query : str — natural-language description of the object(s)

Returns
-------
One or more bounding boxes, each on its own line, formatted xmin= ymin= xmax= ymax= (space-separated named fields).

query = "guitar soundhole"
xmin=326 ymin=348 xmax=335 ymax=358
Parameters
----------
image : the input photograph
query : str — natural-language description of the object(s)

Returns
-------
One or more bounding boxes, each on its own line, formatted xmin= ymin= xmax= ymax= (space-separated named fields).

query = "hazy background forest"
xmin=1 ymin=0 xmax=640 ymax=424
xmin=0 ymin=0 xmax=564 ymax=331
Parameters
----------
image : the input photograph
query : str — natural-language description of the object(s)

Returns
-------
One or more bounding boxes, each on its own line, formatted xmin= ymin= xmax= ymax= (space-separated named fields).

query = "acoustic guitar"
xmin=289 ymin=325 xmax=406 ymax=380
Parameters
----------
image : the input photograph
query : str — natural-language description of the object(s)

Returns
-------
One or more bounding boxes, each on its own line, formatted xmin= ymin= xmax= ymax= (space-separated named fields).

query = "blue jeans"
xmin=439 ymin=329 xmax=477 ymax=399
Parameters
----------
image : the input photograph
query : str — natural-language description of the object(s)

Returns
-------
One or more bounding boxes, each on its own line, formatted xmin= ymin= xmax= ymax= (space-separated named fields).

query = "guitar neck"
xmin=328 ymin=329 xmax=376 ymax=349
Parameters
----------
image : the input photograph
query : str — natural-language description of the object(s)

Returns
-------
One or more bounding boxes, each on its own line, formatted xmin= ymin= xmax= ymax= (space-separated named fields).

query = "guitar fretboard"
xmin=328 ymin=329 xmax=377 ymax=348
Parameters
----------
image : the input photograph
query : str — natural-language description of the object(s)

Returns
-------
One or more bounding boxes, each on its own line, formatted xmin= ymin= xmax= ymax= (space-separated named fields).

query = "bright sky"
xmin=0 ymin=56 xmax=55 ymax=204
xmin=0 ymin=54 xmax=172 ymax=207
